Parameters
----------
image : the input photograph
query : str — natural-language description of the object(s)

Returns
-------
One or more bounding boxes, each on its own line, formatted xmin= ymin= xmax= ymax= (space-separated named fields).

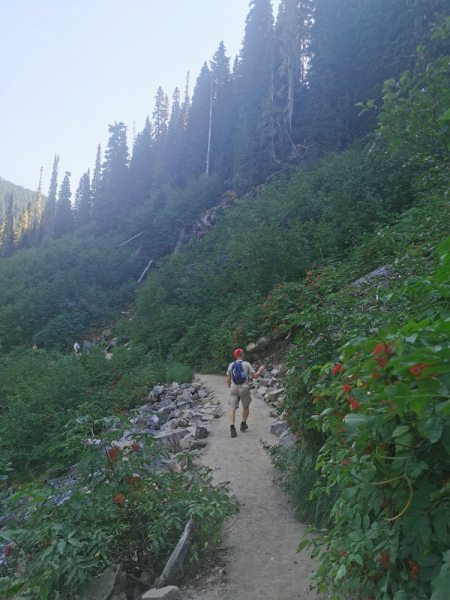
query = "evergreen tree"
xmin=91 ymin=144 xmax=102 ymax=219
xmin=74 ymin=171 xmax=91 ymax=227
xmin=0 ymin=195 xmax=15 ymax=257
xmin=210 ymin=41 xmax=236 ymax=178
xmin=55 ymin=171 xmax=75 ymax=237
xmin=166 ymin=88 xmax=183 ymax=182
xmin=181 ymin=62 xmax=213 ymax=178
xmin=234 ymin=0 xmax=275 ymax=184
xmin=32 ymin=167 xmax=43 ymax=245
xmin=152 ymin=87 xmax=169 ymax=187
xmin=275 ymin=0 xmax=314 ymax=156
xmin=40 ymin=155 xmax=59 ymax=239
xmin=14 ymin=201 xmax=33 ymax=249
xmin=96 ymin=123 xmax=129 ymax=231
xmin=128 ymin=117 xmax=154 ymax=207
xmin=181 ymin=73 xmax=190 ymax=130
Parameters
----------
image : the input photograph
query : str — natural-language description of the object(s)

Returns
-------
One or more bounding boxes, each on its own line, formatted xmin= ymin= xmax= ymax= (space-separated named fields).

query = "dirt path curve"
xmin=186 ymin=374 xmax=321 ymax=600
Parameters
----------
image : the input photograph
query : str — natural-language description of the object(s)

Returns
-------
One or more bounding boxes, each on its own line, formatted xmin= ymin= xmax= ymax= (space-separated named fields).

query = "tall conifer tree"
xmin=40 ymin=155 xmax=59 ymax=239
xmin=234 ymin=0 xmax=275 ymax=184
xmin=210 ymin=41 xmax=235 ymax=177
xmin=74 ymin=171 xmax=91 ymax=227
xmin=181 ymin=62 xmax=213 ymax=178
xmin=129 ymin=117 xmax=154 ymax=206
xmin=96 ymin=123 xmax=129 ymax=231
xmin=91 ymin=144 xmax=102 ymax=219
xmin=55 ymin=171 xmax=75 ymax=237
xmin=0 ymin=195 xmax=15 ymax=257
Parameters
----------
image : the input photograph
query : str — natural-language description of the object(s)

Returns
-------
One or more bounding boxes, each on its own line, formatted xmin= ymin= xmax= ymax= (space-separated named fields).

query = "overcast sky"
xmin=0 ymin=0 xmax=281 ymax=192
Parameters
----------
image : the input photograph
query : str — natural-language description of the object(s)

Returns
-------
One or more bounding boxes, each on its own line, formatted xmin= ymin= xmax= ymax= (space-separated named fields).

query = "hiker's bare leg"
xmin=242 ymin=407 xmax=249 ymax=423
xmin=228 ymin=407 xmax=237 ymax=425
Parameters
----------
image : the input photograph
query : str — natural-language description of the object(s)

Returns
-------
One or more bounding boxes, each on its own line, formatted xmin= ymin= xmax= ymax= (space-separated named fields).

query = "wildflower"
xmin=340 ymin=550 xmax=347 ymax=557
xmin=331 ymin=363 xmax=343 ymax=375
xmin=363 ymin=445 xmax=373 ymax=454
xmin=131 ymin=442 xmax=140 ymax=453
xmin=341 ymin=459 xmax=352 ymax=466
xmin=172 ymin=486 xmax=178 ymax=492
xmin=348 ymin=397 xmax=360 ymax=411
xmin=113 ymin=493 xmax=125 ymax=504
xmin=341 ymin=384 xmax=353 ymax=393
xmin=372 ymin=342 xmax=395 ymax=368
xmin=185 ymin=482 xmax=192 ymax=491
xmin=377 ymin=552 xmax=390 ymax=569
xmin=409 ymin=560 xmax=421 ymax=580
xmin=108 ymin=447 xmax=120 ymax=463
xmin=4 ymin=544 xmax=13 ymax=557
xmin=126 ymin=476 xmax=140 ymax=486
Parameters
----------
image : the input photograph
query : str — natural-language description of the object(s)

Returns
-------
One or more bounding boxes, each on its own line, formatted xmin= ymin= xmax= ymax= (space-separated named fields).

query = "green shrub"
xmin=0 ymin=417 xmax=235 ymax=600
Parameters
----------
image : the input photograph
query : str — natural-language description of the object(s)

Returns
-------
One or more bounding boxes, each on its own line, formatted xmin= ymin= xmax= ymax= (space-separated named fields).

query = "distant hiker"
xmin=227 ymin=348 xmax=264 ymax=438
xmin=74 ymin=341 xmax=80 ymax=355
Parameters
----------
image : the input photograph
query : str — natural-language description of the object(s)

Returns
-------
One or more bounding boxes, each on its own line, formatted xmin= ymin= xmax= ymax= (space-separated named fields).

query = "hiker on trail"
xmin=74 ymin=341 xmax=80 ymax=355
xmin=227 ymin=348 xmax=264 ymax=438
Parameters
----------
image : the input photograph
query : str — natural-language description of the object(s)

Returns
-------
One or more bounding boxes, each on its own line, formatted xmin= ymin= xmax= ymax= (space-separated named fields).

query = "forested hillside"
xmin=2 ymin=1 xmax=450 ymax=599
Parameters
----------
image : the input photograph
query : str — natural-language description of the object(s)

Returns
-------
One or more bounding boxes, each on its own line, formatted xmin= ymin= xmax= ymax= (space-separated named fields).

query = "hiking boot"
xmin=230 ymin=426 xmax=237 ymax=438
xmin=240 ymin=422 xmax=248 ymax=432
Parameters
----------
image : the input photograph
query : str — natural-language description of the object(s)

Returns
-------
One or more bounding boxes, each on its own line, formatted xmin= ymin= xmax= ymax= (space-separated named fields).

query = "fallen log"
xmin=138 ymin=258 xmax=154 ymax=283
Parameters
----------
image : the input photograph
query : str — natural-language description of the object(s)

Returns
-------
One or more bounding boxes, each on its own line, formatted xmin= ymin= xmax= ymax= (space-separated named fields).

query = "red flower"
xmin=126 ymin=476 xmax=140 ymax=487
xmin=172 ymin=486 xmax=178 ymax=492
xmin=4 ymin=544 xmax=13 ymax=557
xmin=108 ymin=447 xmax=120 ymax=463
xmin=341 ymin=459 xmax=352 ymax=466
xmin=131 ymin=442 xmax=140 ymax=453
xmin=372 ymin=343 xmax=394 ymax=368
xmin=377 ymin=552 xmax=390 ymax=569
xmin=348 ymin=397 xmax=360 ymax=411
xmin=331 ymin=363 xmax=343 ymax=375
xmin=340 ymin=550 xmax=347 ymax=557
xmin=363 ymin=445 xmax=373 ymax=455
xmin=185 ymin=482 xmax=192 ymax=491
xmin=113 ymin=493 xmax=125 ymax=504
xmin=341 ymin=384 xmax=353 ymax=393
xmin=410 ymin=363 xmax=426 ymax=377
xmin=409 ymin=560 xmax=421 ymax=580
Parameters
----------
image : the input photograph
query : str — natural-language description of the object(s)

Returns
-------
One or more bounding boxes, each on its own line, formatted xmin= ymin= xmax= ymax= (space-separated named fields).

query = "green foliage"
xmin=135 ymin=137 xmax=422 ymax=367
xmin=0 ymin=227 xmax=143 ymax=351
xmin=359 ymin=44 xmax=450 ymax=162
xmin=0 ymin=345 xmax=192 ymax=477
xmin=0 ymin=417 xmax=235 ymax=600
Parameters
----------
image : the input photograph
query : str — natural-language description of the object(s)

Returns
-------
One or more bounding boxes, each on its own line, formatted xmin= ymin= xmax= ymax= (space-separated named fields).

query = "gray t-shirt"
xmin=227 ymin=360 xmax=255 ymax=386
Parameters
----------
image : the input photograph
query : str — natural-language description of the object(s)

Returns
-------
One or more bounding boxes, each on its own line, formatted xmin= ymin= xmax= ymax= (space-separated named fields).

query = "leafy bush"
xmin=0 ymin=417 xmax=235 ymax=600
xmin=0 ymin=346 xmax=192 ymax=477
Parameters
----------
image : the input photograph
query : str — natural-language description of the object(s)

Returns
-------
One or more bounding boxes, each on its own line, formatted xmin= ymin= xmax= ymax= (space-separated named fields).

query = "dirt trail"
xmin=186 ymin=374 xmax=321 ymax=600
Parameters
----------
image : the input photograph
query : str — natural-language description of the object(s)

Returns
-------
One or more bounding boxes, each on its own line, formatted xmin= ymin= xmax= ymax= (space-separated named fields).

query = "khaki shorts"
xmin=229 ymin=385 xmax=252 ymax=409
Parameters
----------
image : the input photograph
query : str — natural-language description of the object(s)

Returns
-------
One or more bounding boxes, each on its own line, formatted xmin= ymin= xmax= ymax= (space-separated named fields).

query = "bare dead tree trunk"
xmin=206 ymin=76 xmax=213 ymax=177
xmin=120 ymin=229 xmax=148 ymax=246
xmin=173 ymin=226 xmax=187 ymax=255
xmin=138 ymin=258 xmax=153 ymax=283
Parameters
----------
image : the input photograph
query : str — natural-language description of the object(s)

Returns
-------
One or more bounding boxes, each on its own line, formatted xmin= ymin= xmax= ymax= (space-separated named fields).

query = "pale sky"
xmin=0 ymin=0 xmax=281 ymax=192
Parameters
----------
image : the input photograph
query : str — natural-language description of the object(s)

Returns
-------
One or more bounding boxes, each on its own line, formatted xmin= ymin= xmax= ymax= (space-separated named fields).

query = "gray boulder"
xmin=195 ymin=425 xmax=209 ymax=440
xmin=266 ymin=388 xmax=285 ymax=402
xmin=152 ymin=386 xmax=165 ymax=399
xmin=153 ymin=429 xmax=189 ymax=450
xmin=141 ymin=587 xmax=182 ymax=600
xmin=270 ymin=421 xmax=288 ymax=436
xmin=279 ymin=430 xmax=296 ymax=448
xmin=198 ymin=389 xmax=208 ymax=399
xmin=81 ymin=568 xmax=122 ymax=600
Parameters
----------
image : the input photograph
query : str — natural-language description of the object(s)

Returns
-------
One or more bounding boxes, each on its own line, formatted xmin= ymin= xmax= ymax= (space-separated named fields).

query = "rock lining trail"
xmin=185 ymin=374 xmax=322 ymax=600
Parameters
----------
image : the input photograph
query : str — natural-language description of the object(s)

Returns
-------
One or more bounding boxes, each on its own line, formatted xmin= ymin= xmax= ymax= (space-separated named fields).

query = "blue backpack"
xmin=231 ymin=361 xmax=247 ymax=385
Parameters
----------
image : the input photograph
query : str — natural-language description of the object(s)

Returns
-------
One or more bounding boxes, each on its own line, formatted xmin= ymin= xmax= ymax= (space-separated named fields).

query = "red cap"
xmin=233 ymin=348 xmax=244 ymax=359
